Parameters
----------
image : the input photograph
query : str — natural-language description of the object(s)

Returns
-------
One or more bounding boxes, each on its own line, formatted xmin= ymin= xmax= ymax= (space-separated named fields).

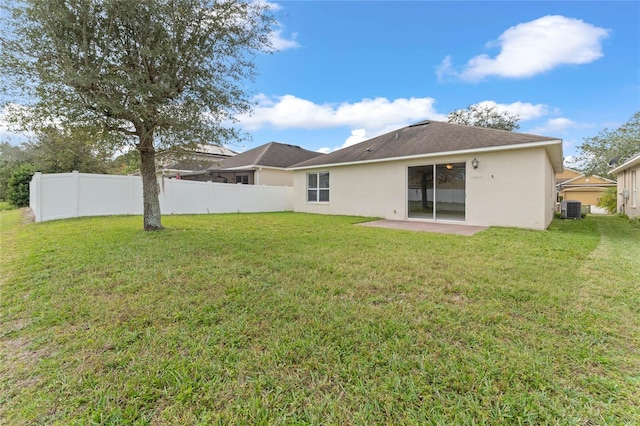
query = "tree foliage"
xmin=0 ymin=142 xmax=29 ymax=201
xmin=577 ymin=111 xmax=640 ymax=178
xmin=1 ymin=0 xmax=275 ymax=230
xmin=110 ymin=150 xmax=141 ymax=176
xmin=6 ymin=163 xmax=34 ymax=207
xmin=447 ymin=104 xmax=521 ymax=131
xmin=1 ymin=130 xmax=121 ymax=200
xmin=24 ymin=127 xmax=116 ymax=174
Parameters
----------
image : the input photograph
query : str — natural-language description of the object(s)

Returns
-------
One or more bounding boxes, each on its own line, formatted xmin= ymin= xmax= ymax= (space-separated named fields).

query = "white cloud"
xmin=239 ymin=94 xmax=447 ymax=152
xmin=343 ymin=129 xmax=368 ymax=148
xmin=318 ymin=128 xmax=373 ymax=153
xmin=258 ymin=1 xmax=300 ymax=51
xmin=541 ymin=117 xmax=578 ymax=132
xmin=269 ymin=28 xmax=300 ymax=51
xmin=240 ymin=94 xmax=445 ymax=130
xmin=439 ymin=15 xmax=609 ymax=82
xmin=563 ymin=155 xmax=578 ymax=166
xmin=529 ymin=117 xmax=588 ymax=136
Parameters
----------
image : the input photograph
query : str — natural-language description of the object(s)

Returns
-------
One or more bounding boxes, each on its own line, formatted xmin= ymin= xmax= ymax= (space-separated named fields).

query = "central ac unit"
xmin=561 ymin=200 xmax=581 ymax=219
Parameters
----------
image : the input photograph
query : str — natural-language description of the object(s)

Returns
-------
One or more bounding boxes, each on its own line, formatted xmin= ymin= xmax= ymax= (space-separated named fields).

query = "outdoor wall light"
xmin=471 ymin=158 xmax=479 ymax=169
xmin=445 ymin=163 xmax=453 ymax=170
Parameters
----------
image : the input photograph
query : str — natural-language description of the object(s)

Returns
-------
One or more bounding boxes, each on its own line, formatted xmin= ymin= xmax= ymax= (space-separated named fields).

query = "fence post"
xmin=72 ymin=171 xmax=80 ymax=218
xmin=30 ymin=172 xmax=43 ymax=222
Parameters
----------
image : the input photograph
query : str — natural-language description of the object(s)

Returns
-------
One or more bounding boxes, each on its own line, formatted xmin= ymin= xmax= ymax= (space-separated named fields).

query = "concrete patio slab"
xmin=357 ymin=220 xmax=487 ymax=236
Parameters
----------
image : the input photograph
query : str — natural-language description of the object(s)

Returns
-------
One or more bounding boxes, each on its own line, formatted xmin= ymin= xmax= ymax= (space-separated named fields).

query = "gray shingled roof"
xmin=290 ymin=120 xmax=561 ymax=169
xmin=207 ymin=141 xmax=323 ymax=170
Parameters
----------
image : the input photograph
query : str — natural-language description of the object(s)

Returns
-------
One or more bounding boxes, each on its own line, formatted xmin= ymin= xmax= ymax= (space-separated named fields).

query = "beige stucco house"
xmin=182 ymin=142 xmax=323 ymax=186
xmin=610 ymin=152 xmax=640 ymax=219
xmin=555 ymin=168 xmax=616 ymax=213
xmin=289 ymin=120 xmax=563 ymax=230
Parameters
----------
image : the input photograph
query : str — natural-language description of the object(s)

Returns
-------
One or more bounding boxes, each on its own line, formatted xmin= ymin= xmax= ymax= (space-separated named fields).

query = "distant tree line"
xmin=0 ymin=128 xmax=140 ymax=205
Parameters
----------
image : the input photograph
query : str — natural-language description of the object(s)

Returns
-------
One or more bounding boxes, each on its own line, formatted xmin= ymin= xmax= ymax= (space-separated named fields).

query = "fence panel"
xmin=30 ymin=172 xmax=293 ymax=222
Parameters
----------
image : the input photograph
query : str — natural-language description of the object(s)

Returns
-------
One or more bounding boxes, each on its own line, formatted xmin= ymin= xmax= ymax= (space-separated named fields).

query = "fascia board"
xmin=610 ymin=152 xmax=640 ymax=174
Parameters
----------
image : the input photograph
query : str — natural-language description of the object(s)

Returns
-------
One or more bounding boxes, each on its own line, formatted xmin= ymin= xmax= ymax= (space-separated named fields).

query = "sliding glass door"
xmin=408 ymin=162 xmax=465 ymax=221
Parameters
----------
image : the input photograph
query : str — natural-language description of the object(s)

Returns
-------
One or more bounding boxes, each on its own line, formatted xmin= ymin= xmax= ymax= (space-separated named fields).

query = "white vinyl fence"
xmin=30 ymin=171 xmax=293 ymax=223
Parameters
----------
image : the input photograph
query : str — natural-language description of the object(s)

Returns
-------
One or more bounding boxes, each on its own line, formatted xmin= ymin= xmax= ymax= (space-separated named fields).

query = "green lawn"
xmin=1 ymin=211 xmax=639 ymax=424
xmin=0 ymin=201 xmax=15 ymax=211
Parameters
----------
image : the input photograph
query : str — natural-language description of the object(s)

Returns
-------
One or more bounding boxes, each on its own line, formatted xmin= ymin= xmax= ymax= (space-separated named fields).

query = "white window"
xmin=632 ymin=170 xmax=637 ymax=207
xmin=307 ymin=172 xmax=329 ymax=202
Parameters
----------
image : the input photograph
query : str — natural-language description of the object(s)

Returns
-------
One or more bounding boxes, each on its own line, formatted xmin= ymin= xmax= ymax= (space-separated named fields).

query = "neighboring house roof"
xmin=610 ymin=152 xmax=640 ymax=174
xmin=289 ymin=120 xmax=563 ymax=170
xmin=208 ymin=141 xmax=324 ymax=170
xmin=194 ymin=144 xmax=237 ymax=157
xmin=165 ymin=159 xmax=220 ymax=173
xmin=160 ymin=144 xmax=238 ymax=172
xmin=556 ymin=168 xmax=616 ymax=188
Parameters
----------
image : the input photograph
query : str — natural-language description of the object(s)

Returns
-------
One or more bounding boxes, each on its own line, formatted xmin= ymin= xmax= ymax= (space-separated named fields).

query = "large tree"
xmin=577 ymin=111 xmax=640 ymax=178
xmin=448 ymin=104 xmax=521 ymax=131
xmin=0 ymin=0 xmax=274 ymax=230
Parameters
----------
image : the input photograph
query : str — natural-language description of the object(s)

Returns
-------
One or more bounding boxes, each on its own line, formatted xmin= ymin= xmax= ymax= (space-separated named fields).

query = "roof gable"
xmin=555 ymin=168 xmax=582 ymax=180
xmin=557 ymin=168 xmax=616 ymax=186
xmin=208 ymin=142 xmax=323 ymax=170
xmin=290 ymin=120 xmax=562 ymax=170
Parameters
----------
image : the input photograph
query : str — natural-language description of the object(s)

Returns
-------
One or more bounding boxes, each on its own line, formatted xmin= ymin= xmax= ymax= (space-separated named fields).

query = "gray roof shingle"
xmin=290 ymin=120 xmax=561 ymax=169
xmin=207 ymin=142 xmax=323 ymax=170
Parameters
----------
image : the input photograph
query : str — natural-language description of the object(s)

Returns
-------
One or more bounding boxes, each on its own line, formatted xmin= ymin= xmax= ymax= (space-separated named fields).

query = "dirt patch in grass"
xmin=20 ymin=207 xmax=35 ymax=224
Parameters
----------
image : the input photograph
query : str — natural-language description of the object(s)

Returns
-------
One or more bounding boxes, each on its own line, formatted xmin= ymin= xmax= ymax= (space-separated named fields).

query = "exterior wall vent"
xmin=561 ymin=200 xmax=582 ymax=219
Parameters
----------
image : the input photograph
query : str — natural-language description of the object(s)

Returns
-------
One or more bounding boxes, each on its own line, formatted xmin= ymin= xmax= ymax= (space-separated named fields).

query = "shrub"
xmin=597 ymin=187 xmax=618 ymax=214
xmin=7 ymin=164 xmax=34 ymax=207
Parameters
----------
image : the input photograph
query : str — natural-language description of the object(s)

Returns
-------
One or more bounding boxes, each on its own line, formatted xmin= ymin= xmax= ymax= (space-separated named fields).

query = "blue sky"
xmin=234 ymin=1 xmax=640 ymax=164
xmin=1 ymin=1 xmax=638 ymax=166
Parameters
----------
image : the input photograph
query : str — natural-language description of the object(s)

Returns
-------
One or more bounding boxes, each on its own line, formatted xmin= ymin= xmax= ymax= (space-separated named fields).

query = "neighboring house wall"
xmin=293 ymin=146 xmax=555 ymax=230
xmin=561 ymin=188 xmax=605 ymax=206
xmin=545 ymin=150 xmax=557 ymax=227
xmin=609 ymin=153 xmax=640 ymax=219
xmin=256 ymin=168 xmax=294 ymax=186
xmin=617 ymin=165 xmax=639 ymax=219
xmin=555 ymin=168 xmax=615 ymax=209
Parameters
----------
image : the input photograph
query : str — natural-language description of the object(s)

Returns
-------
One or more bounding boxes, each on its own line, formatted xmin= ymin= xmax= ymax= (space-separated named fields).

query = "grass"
xmin=1 ymin=211 xmax=639 ymax=424
xmin=0 ymin=201 xmax=15 ymax=211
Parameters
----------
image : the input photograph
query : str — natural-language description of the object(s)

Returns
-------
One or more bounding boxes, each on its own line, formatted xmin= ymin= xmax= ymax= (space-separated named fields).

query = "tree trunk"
xmin=138 ymin=132 xmax=163 ymax=231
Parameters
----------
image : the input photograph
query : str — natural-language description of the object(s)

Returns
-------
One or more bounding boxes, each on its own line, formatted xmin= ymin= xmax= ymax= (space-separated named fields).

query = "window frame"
xmin=307 ymin=171 xmax=330 ymax=203
xmin=235 ymin=174 xmax=249 ymax=185
xmin=632 ymin=170 xmax=637 ymax=207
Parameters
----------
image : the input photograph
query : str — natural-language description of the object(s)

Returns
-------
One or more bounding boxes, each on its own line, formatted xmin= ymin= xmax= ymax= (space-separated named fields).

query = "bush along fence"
xmin=29 ymin=171 xmax=293 ymax=223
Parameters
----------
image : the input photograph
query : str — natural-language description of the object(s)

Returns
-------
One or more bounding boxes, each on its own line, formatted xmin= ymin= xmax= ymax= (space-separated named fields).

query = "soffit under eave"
xmin=545 ymin=142 xmax=564 ymax=173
